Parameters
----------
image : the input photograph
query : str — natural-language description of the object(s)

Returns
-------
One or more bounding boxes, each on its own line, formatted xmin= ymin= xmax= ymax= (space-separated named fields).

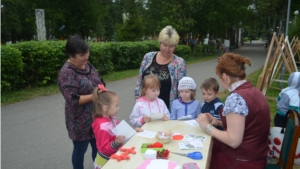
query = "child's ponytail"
xmin=92 ymin=84 xmax=115 ymax=120
xmin=92 ymin=84 xmax=108 ymax=119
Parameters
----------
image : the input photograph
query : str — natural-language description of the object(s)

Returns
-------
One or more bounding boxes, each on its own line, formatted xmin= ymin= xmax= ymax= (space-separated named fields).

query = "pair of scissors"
xmin=171 ymin=151 xmax=203 ymax=160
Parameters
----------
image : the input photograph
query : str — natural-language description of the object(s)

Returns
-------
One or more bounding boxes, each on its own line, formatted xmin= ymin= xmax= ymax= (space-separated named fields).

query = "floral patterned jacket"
xmin=134 ymin=52 xmax=187 ymax=108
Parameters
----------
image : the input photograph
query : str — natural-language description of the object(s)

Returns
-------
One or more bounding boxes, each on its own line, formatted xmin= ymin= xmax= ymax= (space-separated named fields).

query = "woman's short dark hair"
xmin=65 ymin=34 xmax=89 ymax=58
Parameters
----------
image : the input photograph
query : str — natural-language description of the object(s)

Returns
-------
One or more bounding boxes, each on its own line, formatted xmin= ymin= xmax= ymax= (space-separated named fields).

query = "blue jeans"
xmin=72 ymin=138 xmax=97 ymax=169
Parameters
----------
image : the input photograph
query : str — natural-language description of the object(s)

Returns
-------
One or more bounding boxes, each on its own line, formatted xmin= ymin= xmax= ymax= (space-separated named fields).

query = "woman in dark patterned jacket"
xmin=58 ymin=35 xmax=104 ymax=169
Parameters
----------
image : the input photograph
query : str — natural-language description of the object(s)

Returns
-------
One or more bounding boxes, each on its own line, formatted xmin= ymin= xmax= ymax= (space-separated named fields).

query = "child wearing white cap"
xmin=170 ymin=77 xmax=201 ymax=120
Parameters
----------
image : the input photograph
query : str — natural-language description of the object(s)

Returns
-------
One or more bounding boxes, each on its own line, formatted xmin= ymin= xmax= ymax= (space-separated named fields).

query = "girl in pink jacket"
xmin=92 ymin=85 xmax=125 ymax=169
xmin=130 ymin=74 xmax=170 ymax=128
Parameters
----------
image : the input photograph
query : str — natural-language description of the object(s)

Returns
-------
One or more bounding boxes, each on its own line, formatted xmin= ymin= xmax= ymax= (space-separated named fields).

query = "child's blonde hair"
xmin=141 ymin=74 xmax=161 ymax=96
xmin=201 ymin=78 xmax=220 ymax=93
xmin=92 ymin=87 xmax=118 ymax=119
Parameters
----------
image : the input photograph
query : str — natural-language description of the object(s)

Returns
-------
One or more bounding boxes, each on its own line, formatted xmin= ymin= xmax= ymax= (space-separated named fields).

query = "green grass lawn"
xmin=1 ymin=54 xmax=219 ymax=105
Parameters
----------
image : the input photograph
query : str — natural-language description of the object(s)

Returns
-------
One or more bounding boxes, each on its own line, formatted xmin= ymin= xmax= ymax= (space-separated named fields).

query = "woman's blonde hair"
xmin=141 ymin=74 xmax=161 ymax=96
xmin=158 ymin=25 xmax=180 ymax=45
xmin=92 ymin=87 xmax=118 ymax=119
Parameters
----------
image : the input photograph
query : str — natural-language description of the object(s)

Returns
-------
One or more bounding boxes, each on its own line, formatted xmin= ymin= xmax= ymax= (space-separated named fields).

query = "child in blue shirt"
xmin=200 ymin=78 xmax=223 ymax=121
xmin=170 ymin=77 xmax=201 ymax=120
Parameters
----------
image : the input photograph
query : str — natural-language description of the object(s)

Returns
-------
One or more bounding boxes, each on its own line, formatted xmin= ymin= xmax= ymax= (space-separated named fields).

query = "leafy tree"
xmin=289 ymin=16 xmax=300 ymax=41
xmin=1 ymin=0 xmax=35 ymax=43
xmin=115 ymin=0 xmax=145 ymax=41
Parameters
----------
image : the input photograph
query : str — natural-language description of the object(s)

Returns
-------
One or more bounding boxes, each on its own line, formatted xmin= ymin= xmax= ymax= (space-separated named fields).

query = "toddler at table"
xmin=92 ymin=84 xmax=126 ymax=169
xmin=170 ymin=77 xmax=201 ymax=120
xmin=130 ymin=74 xmax=170 ymax=128
xmin=200 ymin=78 xmax=223 ymax=121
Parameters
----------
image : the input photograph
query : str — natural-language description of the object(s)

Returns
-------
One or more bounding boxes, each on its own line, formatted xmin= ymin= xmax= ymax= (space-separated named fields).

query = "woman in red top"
xmin=196 ymin=53 xmax=270 ymax=169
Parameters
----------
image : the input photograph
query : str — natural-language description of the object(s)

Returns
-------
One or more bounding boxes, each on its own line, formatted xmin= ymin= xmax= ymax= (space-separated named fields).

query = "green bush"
xmin=244 ymin=37 xmax=250 ymax=42
xmin=109 ymin=42 xmax=149 ymax=71
xmin=175 ymin=45 xmax=190 ymax=60
xmin=1 ymin=40 xmax=191 ymax=92
xmin=13 ymin=41 xmax=66 ymax=87
xmin=201 ymin=44 xmax=216 ymax=55
xmin=1 ymin=46 xmax=24 ymax=91
xmin=89 ymin=42 xmax=114 ymax=74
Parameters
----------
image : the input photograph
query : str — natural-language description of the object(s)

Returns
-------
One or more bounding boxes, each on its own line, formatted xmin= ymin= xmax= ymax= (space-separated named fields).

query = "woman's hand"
xmin=204 ymin=113 xmax=220 ymax=126
xmin=115 ymin=135 xmax=126 ymax=145
xmin=196 ymin=114 xmax=210 ymax=129
xmin=162 ymin=115 xmax=169 ymax=121
xmin=143 ymin=116 xmax=151 ymax=123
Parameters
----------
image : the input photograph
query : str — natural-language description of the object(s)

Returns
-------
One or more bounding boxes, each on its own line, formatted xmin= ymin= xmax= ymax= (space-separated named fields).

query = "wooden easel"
xmin=256 ymin=33 xmax=298 ymax=100
xmin=291 ymin=36 xmax=300 ymax=69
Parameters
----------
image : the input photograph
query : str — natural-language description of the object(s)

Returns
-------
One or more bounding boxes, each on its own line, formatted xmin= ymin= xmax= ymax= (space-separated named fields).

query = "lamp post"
xmin=294 ymin=10 xmax=299 ymax=27
xmin=279 ymin=0 xmax=291 ymax=88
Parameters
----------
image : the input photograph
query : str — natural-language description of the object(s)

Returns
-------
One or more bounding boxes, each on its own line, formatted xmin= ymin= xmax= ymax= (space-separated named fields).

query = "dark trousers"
xmin=72 ymin=138 xmax=97 ymax=169
xmin=274 ymin=113 xmax=286 ymax=127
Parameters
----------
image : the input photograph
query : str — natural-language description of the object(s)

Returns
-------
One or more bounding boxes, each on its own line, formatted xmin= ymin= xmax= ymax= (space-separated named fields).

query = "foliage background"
xmin=1 ymin=0 xmax=300 ymax=45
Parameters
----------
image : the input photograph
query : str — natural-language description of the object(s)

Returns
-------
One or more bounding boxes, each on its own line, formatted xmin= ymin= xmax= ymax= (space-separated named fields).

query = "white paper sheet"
xmin=184 ymin=119 xmax=199 ymax=126
xmin=150 ymin=113 xmax=163 ymax=120
xmin=112 ymin=120 xmax=136 ymax=143
xmin=178 ymin=115 xmax=193 ymax=120
xmin=146 ymin=159 xmax=170 ymax=169
xmin=136 ymin=130 xmax=157 ymax=138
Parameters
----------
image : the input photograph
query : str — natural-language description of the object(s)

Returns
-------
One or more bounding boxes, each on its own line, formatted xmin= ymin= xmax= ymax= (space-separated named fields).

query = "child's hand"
xmin=135 ymin=128 xmax=144 ymax=132
xmin=143 ymin=116 xmax=151 ymax=123
xmin=115 ymin=135 xmax=125 ymax=145
xmin=162 ymin=115 xmax=169 ymax=121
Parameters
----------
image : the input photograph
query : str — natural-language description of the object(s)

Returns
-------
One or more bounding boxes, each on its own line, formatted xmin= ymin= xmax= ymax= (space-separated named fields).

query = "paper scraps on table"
xmin=178 ymin=141 xmax=203 ymax=150
xmin=184 ymin=119 xmax=199 ymax=126
xmin=136 ymin=130 xmax=157 ymax=138
xmin=178 ymin=134 xmax=206 ymax=150
xmin=183 ymin=134 xmax=207 ymax=143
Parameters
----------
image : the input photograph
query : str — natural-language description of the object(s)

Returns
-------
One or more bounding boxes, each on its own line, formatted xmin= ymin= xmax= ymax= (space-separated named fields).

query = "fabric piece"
xmin=267 ymin=126 xmax=300 ymax=165
xmin=136 ymin=159 xmax=180 ymax=169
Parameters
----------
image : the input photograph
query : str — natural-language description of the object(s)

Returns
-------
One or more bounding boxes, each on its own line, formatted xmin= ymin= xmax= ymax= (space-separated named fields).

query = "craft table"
xmin=102 ymin=120 xmax=213 ymax=169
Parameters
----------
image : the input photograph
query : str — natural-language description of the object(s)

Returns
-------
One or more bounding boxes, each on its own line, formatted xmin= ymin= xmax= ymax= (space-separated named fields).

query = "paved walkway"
xmin=1 ymin=40 xmax=268 ymax=169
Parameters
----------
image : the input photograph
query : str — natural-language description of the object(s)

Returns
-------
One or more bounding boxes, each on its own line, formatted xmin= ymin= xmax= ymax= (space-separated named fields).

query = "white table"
xmin=102 ymin=120 xmax=212 ymax=169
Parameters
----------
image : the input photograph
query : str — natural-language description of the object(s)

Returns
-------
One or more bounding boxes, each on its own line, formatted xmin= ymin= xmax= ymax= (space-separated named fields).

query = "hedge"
xmin=1 ymin=40 xmax=192 ymax=92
